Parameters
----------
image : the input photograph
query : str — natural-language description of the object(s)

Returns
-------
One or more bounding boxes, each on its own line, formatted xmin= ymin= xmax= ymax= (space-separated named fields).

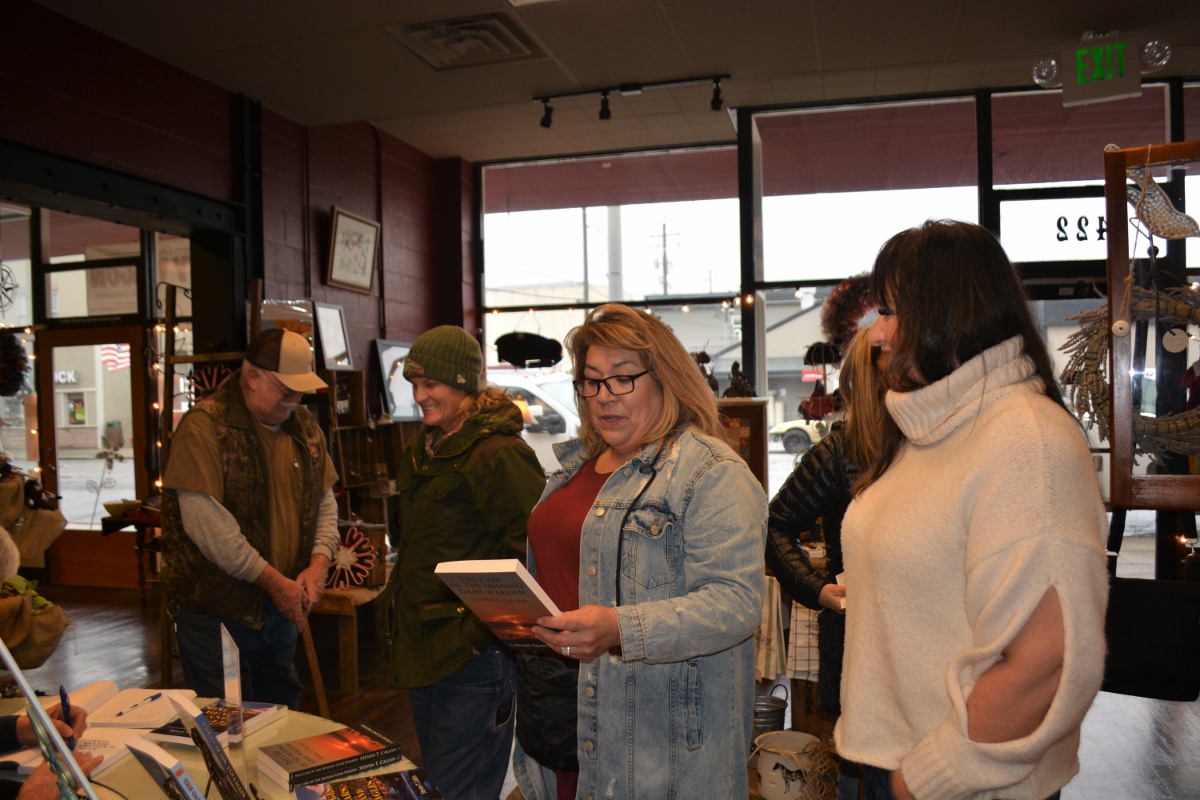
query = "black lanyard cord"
xmin=614 ymin=435 xmax=672 ymax=607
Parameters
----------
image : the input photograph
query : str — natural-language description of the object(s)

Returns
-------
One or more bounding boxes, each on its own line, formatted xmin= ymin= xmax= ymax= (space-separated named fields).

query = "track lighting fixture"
xmin=534 ymin=73 xmax=728 ymax=127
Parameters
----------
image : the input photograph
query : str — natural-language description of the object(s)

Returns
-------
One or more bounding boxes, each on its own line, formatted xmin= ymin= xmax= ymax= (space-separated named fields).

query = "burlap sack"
xmin=0 ymin=593 xmax=67 ymax=669
xmin=8 ymin=508 xmax=67 ymax=563
xmin=0 ymin=476 xmax=23 ymax=532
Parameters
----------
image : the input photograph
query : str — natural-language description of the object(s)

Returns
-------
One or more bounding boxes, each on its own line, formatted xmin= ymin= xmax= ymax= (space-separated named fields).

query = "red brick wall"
xmin=0 ymin=0 xmax=479 ymax=400
xmin=0 ymin=0 xmax=238 ymax=202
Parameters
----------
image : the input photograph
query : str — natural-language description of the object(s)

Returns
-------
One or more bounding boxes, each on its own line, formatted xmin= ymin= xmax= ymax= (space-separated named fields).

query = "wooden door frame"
xmin=34 ymin=324 xmax=150 ymax=523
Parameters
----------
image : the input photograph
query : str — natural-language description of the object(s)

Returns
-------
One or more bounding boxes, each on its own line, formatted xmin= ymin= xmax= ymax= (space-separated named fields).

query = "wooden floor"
xmin=10 ymin=582 xmax=1200 ymax=800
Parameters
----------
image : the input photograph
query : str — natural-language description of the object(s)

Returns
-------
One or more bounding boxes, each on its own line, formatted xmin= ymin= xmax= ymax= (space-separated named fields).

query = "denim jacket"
xmin=513 ymin=429 xmax=766 ymax=800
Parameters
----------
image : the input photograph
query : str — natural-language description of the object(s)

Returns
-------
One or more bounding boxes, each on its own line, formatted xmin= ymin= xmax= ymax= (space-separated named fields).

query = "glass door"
xmin=35 ymin=325 xmax=148 ymax=530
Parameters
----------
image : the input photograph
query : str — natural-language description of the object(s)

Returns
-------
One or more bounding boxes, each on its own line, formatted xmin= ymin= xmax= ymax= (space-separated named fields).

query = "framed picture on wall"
xmin=314 ymin=302 xmax=353 ymax=370
xmin=326 ymin=207 xmax=380 ymax=294
xmin=375 ymin=339 xmax=421 ymax=421
xmin=715 ymin=398 xmax=768 ymax=491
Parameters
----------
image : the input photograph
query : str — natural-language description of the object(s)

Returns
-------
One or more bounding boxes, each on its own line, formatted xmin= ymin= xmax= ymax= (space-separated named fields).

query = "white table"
xmin=0 ymin=699 xmax=417 ymax=799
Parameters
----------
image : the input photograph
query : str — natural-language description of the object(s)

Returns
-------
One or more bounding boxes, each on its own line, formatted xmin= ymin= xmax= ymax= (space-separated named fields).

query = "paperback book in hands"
xmin=434 ymin=559 xmax=561 ymax=651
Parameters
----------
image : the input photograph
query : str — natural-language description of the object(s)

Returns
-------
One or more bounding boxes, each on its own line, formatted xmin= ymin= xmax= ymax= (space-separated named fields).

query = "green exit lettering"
xmin=1076 ymin=42 xmax=1127 ymax=84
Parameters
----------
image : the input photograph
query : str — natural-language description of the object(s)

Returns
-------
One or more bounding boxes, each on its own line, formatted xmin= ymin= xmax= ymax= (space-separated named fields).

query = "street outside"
xmin=50 ymin=457 xmax=137 ymax=529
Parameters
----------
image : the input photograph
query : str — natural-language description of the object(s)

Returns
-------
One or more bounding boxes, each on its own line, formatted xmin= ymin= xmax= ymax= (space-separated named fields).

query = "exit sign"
xmin=1061 ymin=36 xmax=1142 ymax=107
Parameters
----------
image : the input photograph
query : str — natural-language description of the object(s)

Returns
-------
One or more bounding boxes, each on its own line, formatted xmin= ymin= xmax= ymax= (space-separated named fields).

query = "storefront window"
xmin=483 ymin=148 xmax=739 ymax=307
xmin=44 ymin=210 xmax=142 ymax=320
xmin=758 ymin=99 xmax=978 ymax=284
xmin=756 ymin=99 xmax=977 ymax=492
xmin=992 ymin=87 xmax=1169 ymax=264
xmin=1185 ymin=82 xmax=1200 ymax=270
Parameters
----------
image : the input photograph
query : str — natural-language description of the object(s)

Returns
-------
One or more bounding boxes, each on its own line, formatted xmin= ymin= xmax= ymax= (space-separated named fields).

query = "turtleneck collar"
xmin=886 ymin=336 xmax=1043 ymax=446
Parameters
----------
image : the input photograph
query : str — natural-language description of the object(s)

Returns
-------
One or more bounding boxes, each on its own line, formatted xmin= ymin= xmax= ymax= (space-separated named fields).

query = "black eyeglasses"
xmin=573 ymin=370 xmax=651 ymax=397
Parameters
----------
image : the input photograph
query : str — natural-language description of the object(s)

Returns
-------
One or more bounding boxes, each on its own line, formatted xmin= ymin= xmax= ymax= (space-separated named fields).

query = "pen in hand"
xmin=116 ymin=692 xmax=163 ymax=716
xmin=58 ymin=685 xmax=75 ymax=749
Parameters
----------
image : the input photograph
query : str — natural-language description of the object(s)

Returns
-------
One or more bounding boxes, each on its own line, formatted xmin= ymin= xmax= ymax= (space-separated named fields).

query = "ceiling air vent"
xmin=389 ymin=13 xmax=546 ymax=70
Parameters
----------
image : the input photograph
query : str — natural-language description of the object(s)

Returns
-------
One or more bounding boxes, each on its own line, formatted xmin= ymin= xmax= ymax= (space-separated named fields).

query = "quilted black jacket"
xmin=765 ymin=422 xmax=858 ymax=715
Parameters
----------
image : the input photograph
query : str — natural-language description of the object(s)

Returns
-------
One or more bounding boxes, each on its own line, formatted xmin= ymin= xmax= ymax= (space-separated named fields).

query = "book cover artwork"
xmin=257 ymin=724 xmax=401 ymax=789
xmin=435 ymin=559 xmax=561 ymax=650
xmin=295 ymin=768 xmax=442 ymax=799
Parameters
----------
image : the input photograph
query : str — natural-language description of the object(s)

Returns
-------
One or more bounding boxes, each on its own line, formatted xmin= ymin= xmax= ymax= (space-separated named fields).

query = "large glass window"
xmin=483 ymin=148 xmax=740 ymax=307
xmin=756 ymin=99 xmax=977 ymax=491
xmin=1185 ymin=82 xmax=1200 ymax=270
xmin=992 ymin=87 xmax=1169 ymax=265
xmin=759 ymin=99 xmax=978 ymax=284
xmin=44 ymin=210 xmax=143 ymax=320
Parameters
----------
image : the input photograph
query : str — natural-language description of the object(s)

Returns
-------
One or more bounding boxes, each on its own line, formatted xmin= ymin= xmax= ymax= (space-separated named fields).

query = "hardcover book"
xmin=126 ymin=735 xmax=207 ymax=800
xmin=167 ymin=693 xmax=251 ymax=800
xmin=294 ymin=768 xmax=443 ymax=800
xmin=146 ymin=698 xmax=285 ymax=745
xmin=434 ymin=558 xmax=561 ymax=650
xmin=256 ymin=723 xmax=402 ymax=791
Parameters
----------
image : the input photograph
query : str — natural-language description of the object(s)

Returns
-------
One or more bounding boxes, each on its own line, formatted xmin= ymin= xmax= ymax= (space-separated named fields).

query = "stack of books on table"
xmin=295 ymin=767 xmax=443 ymax=799
xmin=145 ymin=698 xmax=287 ymax=745
xmin=256 ymin=723 xmax=403 ymax=791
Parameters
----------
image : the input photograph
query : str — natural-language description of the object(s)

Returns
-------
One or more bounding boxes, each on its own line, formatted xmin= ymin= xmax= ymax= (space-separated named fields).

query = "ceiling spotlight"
xmin=539 ymin=100 xmax=553 ymax=128
xmin=710 ymin=78 xmax=723 ymax=111
xmin=599 ymin=91 xmax=611 ymax=120
xmin=1032 ymin=57 xmax=1061 ymax=88
xmin=1142 ymin=40 xmax=1171 ymax=73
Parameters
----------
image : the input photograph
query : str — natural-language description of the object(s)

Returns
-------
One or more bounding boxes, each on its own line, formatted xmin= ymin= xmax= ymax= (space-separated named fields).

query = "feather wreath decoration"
xmin=1059 ymin=283 xmax=1200 ymax=458
xmin=326 ymin=526 xmax=378 ymax=589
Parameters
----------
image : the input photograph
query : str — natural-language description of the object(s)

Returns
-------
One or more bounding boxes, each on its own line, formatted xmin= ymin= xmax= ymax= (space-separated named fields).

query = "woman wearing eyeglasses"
xmin=511 ymin=304 xmax=767 ymax=800
xmin=376 ymin=326 xmax=546 ymax=800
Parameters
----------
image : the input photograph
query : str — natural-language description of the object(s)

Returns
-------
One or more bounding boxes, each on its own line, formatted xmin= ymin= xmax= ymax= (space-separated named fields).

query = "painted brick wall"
xmin=2 ymin=0 xmax=479 ymax=399
xmin=0 ymin=0 xmax=238 ymax=203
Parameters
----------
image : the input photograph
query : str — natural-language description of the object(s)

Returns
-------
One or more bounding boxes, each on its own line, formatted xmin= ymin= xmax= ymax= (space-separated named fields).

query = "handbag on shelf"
xmin=1101 ymin=510 xmax=1200 ymax=702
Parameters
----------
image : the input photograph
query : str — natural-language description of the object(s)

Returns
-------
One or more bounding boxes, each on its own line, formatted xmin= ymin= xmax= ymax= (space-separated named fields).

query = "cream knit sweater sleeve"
xmin=898 ymin=394 xmax=1109 ymax=800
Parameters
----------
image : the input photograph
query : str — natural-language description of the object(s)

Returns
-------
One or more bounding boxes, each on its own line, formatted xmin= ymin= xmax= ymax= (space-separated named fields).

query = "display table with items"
xmin=0 ymin=692 xmax=422 ymax=799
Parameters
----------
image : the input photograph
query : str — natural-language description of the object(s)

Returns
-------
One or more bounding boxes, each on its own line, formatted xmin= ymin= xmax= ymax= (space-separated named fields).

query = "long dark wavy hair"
xmin=858 ymin=219 xmax=1067 ymax=491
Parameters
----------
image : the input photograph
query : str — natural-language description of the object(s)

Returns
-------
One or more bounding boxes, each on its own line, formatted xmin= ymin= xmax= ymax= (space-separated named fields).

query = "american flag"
xmin=100 ymin=343 xmax=131 ymax=372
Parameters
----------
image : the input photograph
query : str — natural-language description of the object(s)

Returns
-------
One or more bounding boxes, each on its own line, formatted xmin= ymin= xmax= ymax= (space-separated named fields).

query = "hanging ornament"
xmin=1162 ymin=328 xmax=1190 ymax=354
xmin=327 ymin=526 xmax=378 ymax=590
xmin=1126 ymin=165 xmax=1200 ymax=240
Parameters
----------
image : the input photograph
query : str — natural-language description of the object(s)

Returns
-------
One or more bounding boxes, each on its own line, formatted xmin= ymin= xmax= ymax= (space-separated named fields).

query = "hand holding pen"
xmin=58 ymin=686 xmax=75 ymax=749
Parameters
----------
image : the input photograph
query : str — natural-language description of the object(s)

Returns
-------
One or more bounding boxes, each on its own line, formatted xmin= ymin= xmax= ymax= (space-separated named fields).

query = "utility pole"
xmin=581 ymin=207 xmax=589 ymax=304
xmin=607 ymin=207 xmax=623 ymax=302
xmin=660 ymin=223 xmax=669 ymax=294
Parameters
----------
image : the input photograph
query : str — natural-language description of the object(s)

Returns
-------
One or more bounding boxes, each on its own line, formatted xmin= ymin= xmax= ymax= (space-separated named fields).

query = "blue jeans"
xmin=408 ymin=646 xmax=516 ymax=800
xmin=172 ymin=598 xmax=303 ymax=710
xmin=863 ymin=767 xmax=1061 ymax=800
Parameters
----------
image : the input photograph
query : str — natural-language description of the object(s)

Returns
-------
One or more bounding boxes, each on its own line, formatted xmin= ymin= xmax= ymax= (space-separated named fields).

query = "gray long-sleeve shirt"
xmin=177 ymin=488 xmax=339 ymax=582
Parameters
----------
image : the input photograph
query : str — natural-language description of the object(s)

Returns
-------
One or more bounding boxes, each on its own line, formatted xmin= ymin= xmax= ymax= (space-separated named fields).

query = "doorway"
xmin=34 ymin=325 xmax=151 ymax=586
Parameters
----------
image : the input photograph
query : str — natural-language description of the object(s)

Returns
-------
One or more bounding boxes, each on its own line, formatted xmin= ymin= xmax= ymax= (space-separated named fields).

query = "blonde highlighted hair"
xmin=838 ymin=329 xmax=885 ymax=491
xmin=566 ymin=304 xmax=720 ymax=458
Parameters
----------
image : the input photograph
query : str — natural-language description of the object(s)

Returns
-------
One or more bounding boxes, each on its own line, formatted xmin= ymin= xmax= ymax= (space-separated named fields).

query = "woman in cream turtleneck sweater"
xmin=837 ymin=220 xmax=1108 ymax=800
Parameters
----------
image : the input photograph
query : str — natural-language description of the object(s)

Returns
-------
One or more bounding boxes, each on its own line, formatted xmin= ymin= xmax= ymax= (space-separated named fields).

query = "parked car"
xmin=768 ymin=417 xmax=828 ymax=454
xmin=488 ymin=371 xmax=580 ymax=474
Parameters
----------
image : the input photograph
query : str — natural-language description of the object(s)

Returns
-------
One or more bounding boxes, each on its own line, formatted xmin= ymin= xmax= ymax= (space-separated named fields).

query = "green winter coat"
xmin=378 ymin=396 xmax=546 ymax=689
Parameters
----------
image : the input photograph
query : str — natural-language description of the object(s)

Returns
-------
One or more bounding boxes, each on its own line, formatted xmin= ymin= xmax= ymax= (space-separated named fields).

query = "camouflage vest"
xmin=161 ymin=372 xmax=326 ymax=628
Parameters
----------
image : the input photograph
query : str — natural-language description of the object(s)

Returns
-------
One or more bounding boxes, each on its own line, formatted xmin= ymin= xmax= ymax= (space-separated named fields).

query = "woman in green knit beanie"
xmin=378 ymin=325 xmax=546 ymax=800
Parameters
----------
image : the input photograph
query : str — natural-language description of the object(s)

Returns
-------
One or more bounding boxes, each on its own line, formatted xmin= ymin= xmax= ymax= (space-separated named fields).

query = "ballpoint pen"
xmin=116 ymin=692 xmax=163 ymax=716
xmin=58 ymin=685 xmax=74 ymax=749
